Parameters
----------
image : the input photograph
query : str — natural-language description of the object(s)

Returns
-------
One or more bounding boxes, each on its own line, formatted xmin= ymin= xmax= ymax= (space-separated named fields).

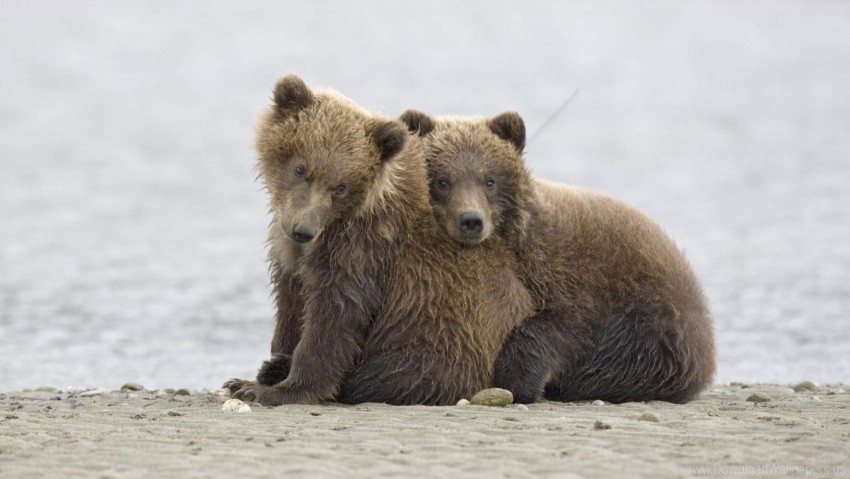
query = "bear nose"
xmin=458 ymin=212 xmax=484 ymax=235
xmin=292 ymin=224 xmax=316 ymax=243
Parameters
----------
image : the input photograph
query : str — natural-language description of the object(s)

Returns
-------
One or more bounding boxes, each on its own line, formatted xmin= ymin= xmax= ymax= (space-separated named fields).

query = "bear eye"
xmin=294 ymin=165 xmax=306 ymax=178
xmin=335 ymin=184 xmax=347 ymax=195
xmin=485 ymin=178 xmax=496 ymax=189
xmin=436 ymin=179 xmax=450 ymax=189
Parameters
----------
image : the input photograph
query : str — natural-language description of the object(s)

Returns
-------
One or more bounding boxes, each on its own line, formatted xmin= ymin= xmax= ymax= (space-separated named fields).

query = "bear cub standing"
xmin=401 ymin=109 xmax=716 ymax=404
xmin=224 ymin=76 xmax=532 ymax=405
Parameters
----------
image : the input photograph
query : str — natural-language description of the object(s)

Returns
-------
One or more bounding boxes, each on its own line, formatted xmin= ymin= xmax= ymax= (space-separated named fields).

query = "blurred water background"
xmin=1 ymin=1 xmax=848 ymax=391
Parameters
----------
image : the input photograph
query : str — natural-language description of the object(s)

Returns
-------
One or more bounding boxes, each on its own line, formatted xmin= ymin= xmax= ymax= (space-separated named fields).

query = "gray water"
xmin=1 ymin=1 xmax=848 ymax=391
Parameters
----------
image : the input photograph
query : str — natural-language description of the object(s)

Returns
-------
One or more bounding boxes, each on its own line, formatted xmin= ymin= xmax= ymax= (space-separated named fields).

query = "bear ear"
xmin=487 ymin=111 xmax=526 ymax=153
xmin=371 ymin=120 xmax=408 ymax=162
xmin=399 ymin=109 xmax=434 ymax=136
xmin=273 ymin=74 xmax=314 ymax=115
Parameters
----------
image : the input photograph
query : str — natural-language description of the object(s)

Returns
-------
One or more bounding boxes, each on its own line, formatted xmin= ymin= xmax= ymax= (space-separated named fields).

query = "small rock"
xmin=811 ymin=396 xmax=822 ymax=402
xmin=456 ymin=399 xmax=470 ymax=407
xmin=80 ymin=388 xmax=105 ymax=398
xmin=35 ymin=386 xmax=57 ymax=393
xmin=746 ymin=393 xmax=771 ymax=403
xmin=163 ymin=388 xmax=176 ymax=394
xmin=222 ymin=399 xmax=251 ymax=413
xmin=793 ymin=381 xmax=817 ymax=393
xmin=638 ymin=412 xmax=659 ymax=422
xmin=0 ymin=393 xmax=7 ymax=400
xmin=591 ymin=400 xmax=605 ymax=406
xmin=175 ymin=388 xmax=191 ymax=396
xmin=513 ymin=404 xmax=529 ymax=411
xmin=121 ymin=382 xmax=145 ymax=392
xmin=593 ymin=420 xmax=611 ymax=430
xmin=155 ymin=391 xmax=169 ymax=399
xmin=469 ymin=388 xmax=513 ymax=407
xmin=309 ymin=412 xmax=321 ymax=416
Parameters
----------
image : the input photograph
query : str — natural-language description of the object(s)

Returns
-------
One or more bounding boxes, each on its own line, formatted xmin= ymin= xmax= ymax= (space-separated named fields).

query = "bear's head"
xmin=399 ymin=109 xmax=532 ymax=246
xmin=256 ymin=75 xmax=408 ymax=244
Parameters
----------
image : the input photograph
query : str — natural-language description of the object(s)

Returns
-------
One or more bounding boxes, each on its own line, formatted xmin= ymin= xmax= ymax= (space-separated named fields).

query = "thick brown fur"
xmin=401 ymin=109 xmax=716 ymax=404
xmin=223 ymin=76 xmax=532 ymax=406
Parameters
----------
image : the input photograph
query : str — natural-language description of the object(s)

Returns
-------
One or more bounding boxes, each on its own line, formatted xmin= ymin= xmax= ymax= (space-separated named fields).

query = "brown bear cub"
xmin=224 ymin=76 xmax=532 ymax=406
xmin=400 ymin=110 xmax=716 ymax=404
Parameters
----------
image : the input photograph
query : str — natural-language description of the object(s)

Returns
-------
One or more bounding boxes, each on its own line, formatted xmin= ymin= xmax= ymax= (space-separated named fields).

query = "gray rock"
xmin=792 ymin=381 xmax=817 ymax=393
xmin=469 ymin=388 xmax=513 ymax=407
xmin=594 ymin=420 xmax=612 ymax=430
xmin=591 ymin=400 xmax=605 ymax=406
xmin=175 ymin=388 xmax=191 ymax=396
xmin=638 ymin=412 xmax=660 ymax=422
xmin=121 ymin=382 xmax=145 ymax=392
xmin=746 ymin=392 xmax=771 ymax=403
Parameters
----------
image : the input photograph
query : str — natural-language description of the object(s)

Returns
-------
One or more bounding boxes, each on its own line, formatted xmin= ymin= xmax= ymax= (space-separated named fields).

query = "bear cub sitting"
xmin=401 ymin=109 xmax=716 ymax=404
xmin=224 ymin=76 xmax=532 ymax=405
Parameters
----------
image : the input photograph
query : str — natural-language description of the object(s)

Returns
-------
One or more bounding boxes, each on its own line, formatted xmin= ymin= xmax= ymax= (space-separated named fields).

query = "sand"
xmin=1 ymin=384 xmax=847 ymax=478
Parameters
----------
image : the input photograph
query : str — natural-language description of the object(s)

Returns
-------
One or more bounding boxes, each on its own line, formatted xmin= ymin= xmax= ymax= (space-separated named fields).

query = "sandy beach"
xmin=1 ymin=384 xmax=846 ymax=478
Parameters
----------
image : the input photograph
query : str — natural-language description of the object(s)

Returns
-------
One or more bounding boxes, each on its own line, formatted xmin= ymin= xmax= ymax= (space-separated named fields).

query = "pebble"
xmin=513 ymin=404 xmax=529 ymax=411
xmin=591 ymin=400 xmax=604 ymax=406
xmin=469 ymin=388 xmax=513 ymax=407
xmin=222 ymin=399 xmax=251 ymax=413
xmin=792 ymin=381 xmax=818 ymax=393
xmin=121 ymin=382 xmax=145 ymax=392
xmin=593 ymin=420 xmax=612 ymax=430
xmin=456 ymin=399 xmax=470 ymax=407
xmin=35 ymin=386 xmax=57 ymax=392
xmin=0 ymin=393 xmax=6 ymax=400
xmin=639 ymin=412 xmax=660 ymax=422
xmin=80 ymin=388 xmax=105 ymax=398
xmin=746 ymin=393 xmax=771 ymax=403
xmin=175 ymin=388 xmax=191 ymax=396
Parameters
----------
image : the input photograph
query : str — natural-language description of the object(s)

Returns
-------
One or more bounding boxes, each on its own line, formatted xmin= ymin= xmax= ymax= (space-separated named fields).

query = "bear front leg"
xmin=254 ymin=268 xmax=304 ymax=386
xmin=222 ymin=267 xmax=303 ymax=393
xmin=269 ymin=267 xmax=305 ymax=358
xmin=231 ymin=285 xmax=372 ymax=406
xmin=493 ymin=310 xmax=586 ymax=403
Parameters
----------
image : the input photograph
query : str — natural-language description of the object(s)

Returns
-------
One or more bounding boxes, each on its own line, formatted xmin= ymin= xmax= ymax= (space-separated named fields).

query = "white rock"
xmin=222 ymin=398 xmax=251 ymax=413
xmin=469 ymin=388 xmax=513 ymax=407
xmin=514 ymin=404 xmax=529 ymax=411
xmin=456 ymin=399 xmax=470 ymax=406
xmin=591 ymin=400 xmax=604 ymax=406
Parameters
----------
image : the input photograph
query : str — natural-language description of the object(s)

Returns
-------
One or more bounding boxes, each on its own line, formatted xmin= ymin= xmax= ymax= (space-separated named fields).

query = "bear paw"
xmin=222 ymin=378 xmax=255 ymax=395
xmin=231 ymin=382 xmax=319 ymax=406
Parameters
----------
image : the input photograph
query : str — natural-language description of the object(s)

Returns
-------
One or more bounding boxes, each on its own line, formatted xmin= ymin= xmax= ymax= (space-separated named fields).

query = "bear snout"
xmin=292 ymin=223 xmax=317 ymax=243
xmin=458 ymin=211 xmax=485 ymax=236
